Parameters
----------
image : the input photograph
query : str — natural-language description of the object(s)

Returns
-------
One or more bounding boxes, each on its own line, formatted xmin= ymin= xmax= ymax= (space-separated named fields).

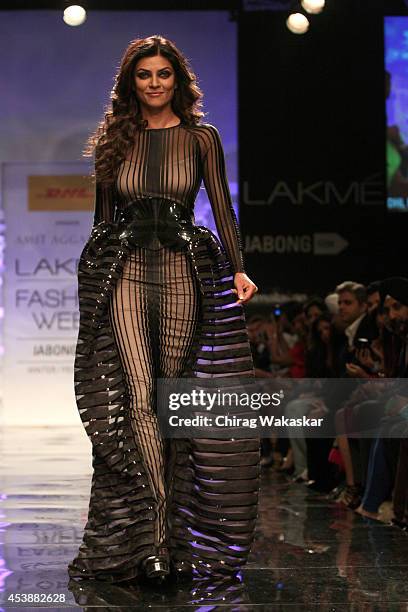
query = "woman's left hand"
xmin=233 ymin=272 xmax=258 ymax=304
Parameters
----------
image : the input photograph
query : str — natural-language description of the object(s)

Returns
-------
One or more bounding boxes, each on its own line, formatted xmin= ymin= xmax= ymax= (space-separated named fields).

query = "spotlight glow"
xmin=286 ymin=13 xmax=310 ymax=34
xmin=63 ymin=5 xmax=87 ymax=26
xmin=301 ymin=0 xmax=325 ymax=14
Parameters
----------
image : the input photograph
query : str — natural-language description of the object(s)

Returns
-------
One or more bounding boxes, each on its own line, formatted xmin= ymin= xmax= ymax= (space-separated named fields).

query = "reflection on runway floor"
xmin=0 ymin=427 xmax=407 ymax=610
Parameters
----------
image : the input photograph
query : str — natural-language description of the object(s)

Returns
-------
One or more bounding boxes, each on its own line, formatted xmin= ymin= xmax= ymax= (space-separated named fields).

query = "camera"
xmin=354 ymin=337 xmax=370 ymax=350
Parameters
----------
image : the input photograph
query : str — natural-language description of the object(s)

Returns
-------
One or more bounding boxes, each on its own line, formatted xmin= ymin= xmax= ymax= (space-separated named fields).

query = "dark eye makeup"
xmin=136 ymin=69 xmax=172 ymax=79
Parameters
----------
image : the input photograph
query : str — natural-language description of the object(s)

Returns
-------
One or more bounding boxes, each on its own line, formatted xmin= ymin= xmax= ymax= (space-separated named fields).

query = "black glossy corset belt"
xmin=115 ymin=197 xmax=197 ymax=251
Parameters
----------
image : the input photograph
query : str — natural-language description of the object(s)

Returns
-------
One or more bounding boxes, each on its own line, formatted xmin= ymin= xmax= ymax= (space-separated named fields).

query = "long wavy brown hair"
xmin=84 ymin=35 xmax=205 ymax=185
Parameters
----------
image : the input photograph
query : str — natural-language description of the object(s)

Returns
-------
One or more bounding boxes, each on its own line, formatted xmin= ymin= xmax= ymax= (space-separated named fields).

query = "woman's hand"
xmin=233 ymin=272 xmax=258 ymax=304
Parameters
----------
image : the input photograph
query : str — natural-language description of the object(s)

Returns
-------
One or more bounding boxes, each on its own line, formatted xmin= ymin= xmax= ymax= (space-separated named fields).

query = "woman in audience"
xmin=306 ymin=313 xmax=344 ymax=378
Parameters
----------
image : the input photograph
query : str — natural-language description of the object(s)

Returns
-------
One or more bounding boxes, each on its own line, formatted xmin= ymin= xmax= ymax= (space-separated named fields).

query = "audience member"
xmin=254 ymin=276 xmax=407 ymax=532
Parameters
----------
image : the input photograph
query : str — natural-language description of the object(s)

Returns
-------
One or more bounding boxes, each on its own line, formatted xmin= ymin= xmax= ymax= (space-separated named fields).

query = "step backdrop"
xmin=2 ymin=162 xmax=93 ymax=425
xmin=0 ymin=10 xmax=237 ymax=425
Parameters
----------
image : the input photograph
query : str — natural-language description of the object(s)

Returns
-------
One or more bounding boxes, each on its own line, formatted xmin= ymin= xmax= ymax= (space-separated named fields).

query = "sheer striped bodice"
xmin=92 ymin=123 xmax=245 ymax=274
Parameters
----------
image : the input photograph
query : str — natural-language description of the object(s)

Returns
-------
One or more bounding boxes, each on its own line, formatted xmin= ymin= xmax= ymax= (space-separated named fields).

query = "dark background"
xmin=2 ymin=0 xmax=406 ymax=294
xmin=239 ymin=0 xmax=406 ymax=293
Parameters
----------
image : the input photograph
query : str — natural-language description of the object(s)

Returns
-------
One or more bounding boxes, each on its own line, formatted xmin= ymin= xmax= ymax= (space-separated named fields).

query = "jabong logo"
xmin=168 ymin=389 xmax=285 ymax=411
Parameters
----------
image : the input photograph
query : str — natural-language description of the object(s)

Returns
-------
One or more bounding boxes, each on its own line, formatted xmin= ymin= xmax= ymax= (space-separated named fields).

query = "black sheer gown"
xmin=68 ymin=122 xmax=259 ymax=583
xmin=94 ymin=122 xmax=245 ymax=273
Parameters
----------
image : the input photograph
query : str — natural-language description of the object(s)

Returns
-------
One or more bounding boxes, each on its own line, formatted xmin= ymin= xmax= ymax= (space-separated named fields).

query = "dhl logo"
xmin=28 ymin=175 xmax=94 ymax=211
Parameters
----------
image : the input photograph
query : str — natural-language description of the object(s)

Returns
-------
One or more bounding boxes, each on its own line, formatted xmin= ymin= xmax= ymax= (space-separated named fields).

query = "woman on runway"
xmin=68 ymin=35 xmax=259 ymax=585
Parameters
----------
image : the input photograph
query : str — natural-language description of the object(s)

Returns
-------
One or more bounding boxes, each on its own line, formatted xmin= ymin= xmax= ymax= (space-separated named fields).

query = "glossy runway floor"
xmin=0 ymin=427 xmax=407 ymax=610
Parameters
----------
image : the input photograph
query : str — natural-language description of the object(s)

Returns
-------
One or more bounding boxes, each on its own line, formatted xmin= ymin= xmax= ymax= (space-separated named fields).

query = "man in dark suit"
xmin=334 ymin=281 xmax=379 ymax=376
xmin=305 ymin=282 xmax=377 ymax=494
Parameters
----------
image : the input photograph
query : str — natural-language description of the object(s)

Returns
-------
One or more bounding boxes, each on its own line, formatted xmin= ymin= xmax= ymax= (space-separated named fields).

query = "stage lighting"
xmin=286 ymin=12 xmax=310 ymax=34
xmin=301 ymin=0 xmax=325 ymax=14
xmin=63 ymin=5 xmax=87 ymax=27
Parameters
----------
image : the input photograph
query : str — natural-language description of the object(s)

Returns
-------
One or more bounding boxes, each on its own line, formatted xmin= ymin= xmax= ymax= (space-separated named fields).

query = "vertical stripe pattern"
xmin=69 ymin=120 xmax=259 ymax=584
xmin=94 ymin=123 xmax=245 ymax=275
xmin=109 ymin=246 xmax=200 ymax=549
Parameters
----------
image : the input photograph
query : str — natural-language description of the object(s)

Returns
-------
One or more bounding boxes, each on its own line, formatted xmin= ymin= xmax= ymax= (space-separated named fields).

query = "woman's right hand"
xmin=233 ymin=272 xmax=258 ymax=304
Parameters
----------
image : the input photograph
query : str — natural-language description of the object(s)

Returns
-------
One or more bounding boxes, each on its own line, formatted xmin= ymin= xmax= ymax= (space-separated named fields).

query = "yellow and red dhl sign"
xmin=28 ymin=175 xmax=95 ymax=211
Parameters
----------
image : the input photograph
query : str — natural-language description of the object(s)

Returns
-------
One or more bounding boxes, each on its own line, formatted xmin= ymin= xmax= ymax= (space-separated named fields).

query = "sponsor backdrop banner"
xmin=0 ymin=11 xmax=237 ymax=425
xmin=2 ymin=162 xmax=93 ymax=425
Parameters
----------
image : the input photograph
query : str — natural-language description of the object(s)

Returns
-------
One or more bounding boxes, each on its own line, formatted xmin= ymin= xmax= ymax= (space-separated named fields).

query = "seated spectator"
xmin=328 ymin=281 xmax=379 ymax=506
xmin=265 ymin=302 xmax=307 ymax=378
xmin=306 ymin=313 xmax=345 ymax=378
xmin=335 ymin=281 xmax=378 ymax=376
xmin=355 ymin=277 xmax=408 ymax=522
xmin=303 ymin=297 xmax=328 ymax=329
xmin=258 ymin=305 xmax=306 ymax=470
xmin=284 ymin=313 xmax=343 ymax=483
xmin=301 ymin=282 xmax=373 ymax=495
xmin=247 ymin=315 xmax=274 ymax=378
xmin=247 ymin=314 xmax=280 ymax=465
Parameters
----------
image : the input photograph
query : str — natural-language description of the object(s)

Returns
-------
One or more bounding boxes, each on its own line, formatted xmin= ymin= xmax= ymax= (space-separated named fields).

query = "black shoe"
xmin=142 ymin=548 xmax=170 ymax=580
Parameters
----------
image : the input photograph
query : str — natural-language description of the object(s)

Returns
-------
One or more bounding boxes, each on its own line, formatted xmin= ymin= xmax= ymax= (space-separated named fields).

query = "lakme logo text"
xmin=242 ymin=173 xmax=383 ymax=206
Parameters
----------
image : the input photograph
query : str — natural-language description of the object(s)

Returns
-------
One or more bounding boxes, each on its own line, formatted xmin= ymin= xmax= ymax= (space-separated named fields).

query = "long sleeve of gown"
xmin=92 ymin=180 xmax=116 ymax=226
xmin=201 ymin=126 xmax=246 ymax=275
